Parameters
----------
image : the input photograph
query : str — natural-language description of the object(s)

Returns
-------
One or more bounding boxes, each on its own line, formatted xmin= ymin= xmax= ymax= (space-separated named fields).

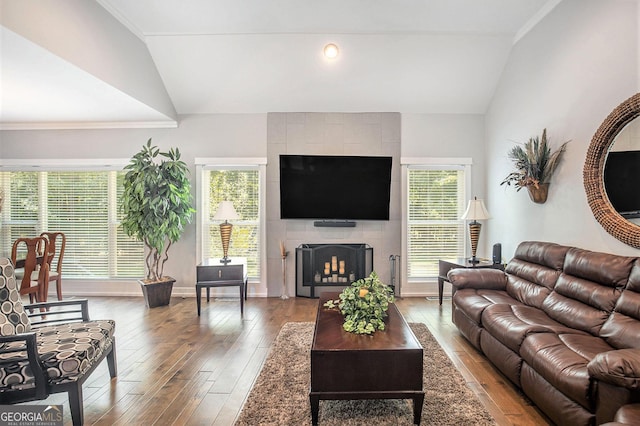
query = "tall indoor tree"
xmin=121 ymin=139 xmax=195 ymax=306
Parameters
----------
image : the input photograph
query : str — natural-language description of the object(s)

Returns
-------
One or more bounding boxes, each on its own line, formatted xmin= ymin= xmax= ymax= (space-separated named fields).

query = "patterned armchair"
xmin=0 ymin=257 xmax=116 ymax=425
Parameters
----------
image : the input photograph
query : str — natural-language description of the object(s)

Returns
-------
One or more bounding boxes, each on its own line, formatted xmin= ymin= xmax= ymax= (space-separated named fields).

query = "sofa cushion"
xmin=521 ymin=332 xmax=615 ymax=410
xmin=542 ymin=279 xmax=615 ymax=336
xmin=508 ymin=241 xmax=570 ymax=271
xmin=588 ymin=348 xmax=640 ymax=390
xmin=504 ymin=241 xmax=569 ymax=308
xmin=452 ymin=288 xmax=515 ymax=324
xmin=0 ymin=258 xmax=31 ymax=336
xmin=482 ymin=304 xmax=587 ymax=353
xmin=563 ymin=248 xmax=636 ymax=289
xmin=601 ymin=261 xmax=640 ymax=349
xmin=506 ymin=273 xmax=555 ymax=308
xmin=542 ymin=249 xmax=633 ymax=336
xmin=0 ymin=319 xmax=115 ymax=390
xmin=448 ymin=268 xmax=507 ymax=290
xmin=614 ymin=403 xmax=640 ymax=424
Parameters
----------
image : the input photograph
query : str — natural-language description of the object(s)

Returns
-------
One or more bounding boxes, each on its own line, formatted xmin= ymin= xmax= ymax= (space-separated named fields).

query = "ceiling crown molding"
xmin=0 ymin=120 xmax=178 ymax=131
xmin=513 ymin=0 xmax=562 ymax=44
xmin=95 ymin=0 xmax=146 ymax=42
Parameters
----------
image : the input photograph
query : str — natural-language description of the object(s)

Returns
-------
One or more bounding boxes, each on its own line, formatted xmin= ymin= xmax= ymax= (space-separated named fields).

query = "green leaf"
xmin=119 ymin=139 xmax=195 ymax=280
xmin=333 ymin=271 xmax=395 ymax=335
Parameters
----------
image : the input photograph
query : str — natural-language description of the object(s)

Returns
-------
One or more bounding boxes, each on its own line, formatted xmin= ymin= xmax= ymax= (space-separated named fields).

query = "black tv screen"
xmin=279 ymin=155 xmax=392 ymax=220
xmin=604 ymin=150 xmax=640 ymax=218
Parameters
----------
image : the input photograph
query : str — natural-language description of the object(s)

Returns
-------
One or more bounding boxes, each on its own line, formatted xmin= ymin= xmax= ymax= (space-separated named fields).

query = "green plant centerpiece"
xmin=121 ymin=139 xmax=195 ymax=307
xmin=500 ymin=128 xmax=569 ymax=203
xmin=323 ymin=271 xmax=395 ymax=335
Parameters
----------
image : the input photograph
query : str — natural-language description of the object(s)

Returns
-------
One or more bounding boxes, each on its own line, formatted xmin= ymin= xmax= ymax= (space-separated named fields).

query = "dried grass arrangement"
xmin=501 ymin=129 xmax=569 ymax=191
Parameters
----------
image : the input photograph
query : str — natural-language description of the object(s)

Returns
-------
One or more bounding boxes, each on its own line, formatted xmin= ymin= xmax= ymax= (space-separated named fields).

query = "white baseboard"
xmin=46 ymin=279 xmax=436 ymax=299
xmin=46 ymin=280 xmax=269 ymax=298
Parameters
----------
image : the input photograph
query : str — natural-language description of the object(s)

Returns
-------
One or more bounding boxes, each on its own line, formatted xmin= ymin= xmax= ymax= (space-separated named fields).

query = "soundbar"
xmin=313 ymin=220 xmax=356 ymax=228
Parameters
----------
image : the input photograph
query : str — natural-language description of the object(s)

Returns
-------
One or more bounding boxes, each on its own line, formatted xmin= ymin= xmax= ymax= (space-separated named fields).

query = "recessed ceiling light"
xmin=323 ymin=43 xmax=339 ymax=59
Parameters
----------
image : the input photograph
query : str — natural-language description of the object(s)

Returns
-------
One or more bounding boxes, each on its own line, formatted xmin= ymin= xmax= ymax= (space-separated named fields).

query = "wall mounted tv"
xmin=604 ymin=150 xmax=640 ymax=219
xmin=279 ymin=155 xmax=392 ymax=221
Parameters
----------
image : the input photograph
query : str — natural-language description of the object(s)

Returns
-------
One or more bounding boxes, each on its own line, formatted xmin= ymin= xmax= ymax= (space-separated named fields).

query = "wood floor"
xmin=27 ymin=295 xmax=552 ymax=425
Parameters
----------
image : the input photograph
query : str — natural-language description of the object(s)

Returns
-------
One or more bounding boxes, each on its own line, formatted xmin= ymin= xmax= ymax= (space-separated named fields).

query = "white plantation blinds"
xmin=202 ymin=167 xmax=261 ymax=279
xmin=0 ymin=170 xmax=144 ymax=279
xmin=1 ymin=171 xmax=38 ymax=240
xmin=407 ymin=166 xmax=467 ymax=278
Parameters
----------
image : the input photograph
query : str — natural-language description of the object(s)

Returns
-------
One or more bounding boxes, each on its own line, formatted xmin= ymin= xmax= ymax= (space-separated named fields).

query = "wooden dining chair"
xmin=40 ymin=231 xmax=66 ymax=300
xmin=11 ymin=236 xmax=50 ymax=303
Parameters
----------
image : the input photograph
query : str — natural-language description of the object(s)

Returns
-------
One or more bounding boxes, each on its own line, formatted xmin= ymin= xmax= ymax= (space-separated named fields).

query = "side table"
xmin=438 ymin=258 xmax=504 ymax=305
xmin=196 ymin=257 xmax=248 ymax=315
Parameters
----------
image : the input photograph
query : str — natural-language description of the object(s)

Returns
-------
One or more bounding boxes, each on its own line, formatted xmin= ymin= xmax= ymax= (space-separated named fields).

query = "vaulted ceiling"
xmin=0 ymin=0 xmax=559 ymax=129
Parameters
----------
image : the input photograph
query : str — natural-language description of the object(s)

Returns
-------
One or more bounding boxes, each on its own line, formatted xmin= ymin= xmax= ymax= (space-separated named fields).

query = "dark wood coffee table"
xmin=310 ymin=292 xmax=424 ymax=425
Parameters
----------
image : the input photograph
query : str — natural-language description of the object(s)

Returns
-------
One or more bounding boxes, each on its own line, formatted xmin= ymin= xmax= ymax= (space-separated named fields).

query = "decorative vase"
xmin=139 ymin=277 xmax=175 ymax=308
xmin=527 ymin=183 xmax=549 ymax=204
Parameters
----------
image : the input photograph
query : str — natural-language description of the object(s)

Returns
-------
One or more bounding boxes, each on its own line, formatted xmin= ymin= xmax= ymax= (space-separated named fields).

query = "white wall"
xmin=485 ymin=0 xmax=640 ymax=260
xmin=1 ymin=0 xmax=176 ymax=121
xmin=401 ymin=113 xmax=487 ymax=296
xmin=401 ymin=113 xmax=486 ymax=200
xmin=266 ymin=112 xmax=401 ymax=297
xmin=0 ymin=113 xmax=267 ymax=297
xmin=2 ymin=111 xmax=482 ymax=299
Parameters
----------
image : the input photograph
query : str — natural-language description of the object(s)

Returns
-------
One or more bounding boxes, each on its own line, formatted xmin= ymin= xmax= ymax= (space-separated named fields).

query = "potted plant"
xmin=121 ymin=139 xmax=195 ymax=307
xmin=500 ymin=128 xmax=569 ymax=204
xmin=323 ymin=271 xmax=395 ymax=334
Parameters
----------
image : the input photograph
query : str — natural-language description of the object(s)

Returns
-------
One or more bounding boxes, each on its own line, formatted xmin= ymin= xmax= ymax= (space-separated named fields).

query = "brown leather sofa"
xmin=602 ymin=404 xmax=640 ymax=425
xmin=448 ymin=241 xmax=640 ymax=426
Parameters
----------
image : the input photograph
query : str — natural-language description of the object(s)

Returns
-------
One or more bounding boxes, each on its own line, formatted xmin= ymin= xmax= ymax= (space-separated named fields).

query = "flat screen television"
xmin=604 ymin=150 xmax=640 ymax=219
xmin=279 ymin=155 xmax=392 ymax=221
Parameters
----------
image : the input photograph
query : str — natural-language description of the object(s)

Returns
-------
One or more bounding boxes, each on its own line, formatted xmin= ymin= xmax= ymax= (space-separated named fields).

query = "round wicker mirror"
xmin=584 ymin=92 xmax=640 ymax=249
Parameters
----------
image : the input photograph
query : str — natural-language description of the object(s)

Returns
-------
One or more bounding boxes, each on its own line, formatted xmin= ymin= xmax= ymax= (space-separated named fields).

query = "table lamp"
xmin=460 ymin=197 xmax=491 ymax=264
xmin=213 ymin=201 xmax=240 ymax=264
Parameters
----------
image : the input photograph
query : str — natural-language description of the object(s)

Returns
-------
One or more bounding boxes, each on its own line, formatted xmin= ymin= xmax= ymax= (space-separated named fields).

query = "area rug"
xmin=235 ymin=322 xmax=495 ymax=425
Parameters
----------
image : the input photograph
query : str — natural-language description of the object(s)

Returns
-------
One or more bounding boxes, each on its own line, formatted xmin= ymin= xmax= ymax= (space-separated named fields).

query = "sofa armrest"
xmin=24 ymin=299 xmax=90 ymax=328
xmin=0 ymin=332 xmax=49 ymax=399
xmin=447 ymin=268 xmax=507 ymax=290
xmin=588 ymin=349 xmax=640 ymax=390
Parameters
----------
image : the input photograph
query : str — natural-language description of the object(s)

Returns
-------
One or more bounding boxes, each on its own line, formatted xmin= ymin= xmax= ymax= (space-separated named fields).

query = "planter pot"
xmin=139 ymin=277 xmax=175 ymax=308
xmin=527 ymin=183 xmax=549 ymax=204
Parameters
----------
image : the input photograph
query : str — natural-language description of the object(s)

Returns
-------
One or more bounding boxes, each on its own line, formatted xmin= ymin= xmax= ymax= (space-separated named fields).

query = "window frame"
xmin=0 ymin=158 xmax=142 ymax=280
xmin=401 ymin=157 xmax=472 ymax=285
xmin=195 ymin=158 xmax=267 ymax=284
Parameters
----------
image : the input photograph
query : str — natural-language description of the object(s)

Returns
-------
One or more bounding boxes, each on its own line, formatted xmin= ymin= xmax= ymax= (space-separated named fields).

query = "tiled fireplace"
xmin=295 ymin=243 xmax=373 ymax=298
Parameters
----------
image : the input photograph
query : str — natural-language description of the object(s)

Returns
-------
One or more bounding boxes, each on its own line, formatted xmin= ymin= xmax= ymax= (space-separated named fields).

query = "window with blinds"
xmin=407 ymin=166 xmax=467 ymax=278
xmin=202 ymin=167 xmax=261 ymax=279
xmin=0 ymin=170 xmax=144 ymax=278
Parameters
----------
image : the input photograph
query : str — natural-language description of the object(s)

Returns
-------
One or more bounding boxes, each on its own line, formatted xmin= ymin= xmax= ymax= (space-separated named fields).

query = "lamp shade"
xmin=213 ymin=201 xmax=239 ymax=221
xmin=460 ymin=197 xmax=491 ymax=221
